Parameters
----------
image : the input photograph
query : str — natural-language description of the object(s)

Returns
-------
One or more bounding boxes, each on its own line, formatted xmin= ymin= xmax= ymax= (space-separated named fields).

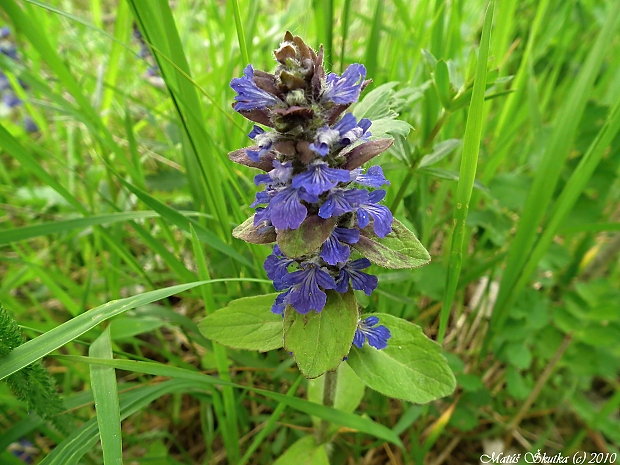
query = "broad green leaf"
xmin=0 ymin=281 xmax=209 ymax=381
xmin=273 ymin=436 xmax=329 ymax=465
xmin=307 ymin=361 xmax=365 ymax=429
xmin=347 ymin=314 xmax=455 ymax=403
xmin=199 ymin=294 xmax=284 ymax=352
xmin=283 ymin=290 xmax=358 ymax=378
xmin=353 ymin=82 xmax=399 ymax=120
xmin=353 ymin=219 xmax=430 ymax=269
xmin=277 ymin=216 xmax=336 ymax=258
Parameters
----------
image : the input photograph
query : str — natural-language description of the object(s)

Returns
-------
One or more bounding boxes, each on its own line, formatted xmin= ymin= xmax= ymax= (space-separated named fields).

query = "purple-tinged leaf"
xmin=343 ymin=138 xmax=394 ymax=170
xmin=228 ymin=146 xmax=275 ymax=172
xmin=236 ymin=107 xmax=273 ymax=127
xmin=277 ymin=215 xmax=337 ymax=258
xmin=232 ymin=216 xmax=276 ymax=244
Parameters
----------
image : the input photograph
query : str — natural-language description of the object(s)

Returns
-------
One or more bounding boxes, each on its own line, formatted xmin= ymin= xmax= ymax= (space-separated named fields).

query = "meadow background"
xmin=1 ymin=0 xmax=619 ymax=463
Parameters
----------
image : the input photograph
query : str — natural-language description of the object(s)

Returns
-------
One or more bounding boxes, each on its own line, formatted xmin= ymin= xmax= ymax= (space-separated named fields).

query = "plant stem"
xmin=316 ymin=369 xmax=338 ymax=444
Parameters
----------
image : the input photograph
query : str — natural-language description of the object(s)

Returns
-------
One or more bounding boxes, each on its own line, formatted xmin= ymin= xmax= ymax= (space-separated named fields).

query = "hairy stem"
xmin=316 ymin=369 xmax=338 ymax=444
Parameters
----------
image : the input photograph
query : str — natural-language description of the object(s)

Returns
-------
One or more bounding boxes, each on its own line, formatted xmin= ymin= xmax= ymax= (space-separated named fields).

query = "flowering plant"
xmin=200 ymin=33 xmax=454 ymax=413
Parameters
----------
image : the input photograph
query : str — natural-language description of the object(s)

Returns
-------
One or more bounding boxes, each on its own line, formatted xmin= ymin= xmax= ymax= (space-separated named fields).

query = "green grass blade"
xmin=504 ymin=94 xmax=620 ymax=309
xmin=438 ymin=0 xmax=495 ymax=344
xmin=231 ymin=0 xmax=250 ymax=65
xmin=338 ymin=0 xmax=352 ymax=72
xmin=0 ymin=281 xmax=208 ymax=381
xmin=490 ymin=2 xmax=620 ymax=336
xmin=238 ymin=375 xmax=304 ymax=465
xmin=117 ymin=177 xmax=252 ymax=267
xmin=314 ymin=0 xmax=334 ymax=68
xmin=100 ymin=0 xmax=130 ymax=127
xmin=40 ymin=380 xmax=197 ymax=465
xmin=89 ymin=328 xmax=122 ymax=465
xmin=128 ymin=0 xmax=231 ymax=237
xmin=190 ymin=227 xmax=240 ymax=463
xmin=482 ymin=0 xmax=551 ymax=181
xmin=364 ymin=0 xmax=384 ymax=80
xmin=59 ymin=356 xmax=405 ymax=448
xmin=0 ymin=212 xmax=160 ymax=245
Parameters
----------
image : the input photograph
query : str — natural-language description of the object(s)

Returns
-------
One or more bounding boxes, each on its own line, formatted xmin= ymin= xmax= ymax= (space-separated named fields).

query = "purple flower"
xmin=357 ymin=189 xmax=393 ymax=238
xmin=320 ymin=227 xmax=360 ymax=265
xmin=3 ymin=92 xmax=21 ymax=108
xmin=322 ymin=64 xmax=366 ymax=104
xmin=24 ymin=117 xmax=38 ymax=133
xmin=0 ymin=73 xmax=9 ymax=91
xmin=254 ymin=160 xmax=293 ymax=186
xmin=292 ymin=161 xmax=350 ymax=196
xmin=231 ymin=65 xmax=280 ymax=111
xmin=318 ymin=188 xmax=368 ymax=219
xmin=340 ymin=117 xmax=372 ymax=146
xmin=272 ymin=288 xmax=292 ymax=315
xmin=250 ymin=190 xmax=271 ymax=207
xmin=350 ymin=165 xmax=390 ymax=188
xmin=0 ymin=44 xmax=18 ymax=60
xmin=353 ymin=316 xmax=391 ymax=350
xmin=335 ymin=258 xmax=378 ymax=296
xmin=281 ymin=262 xmax=337 ymax=314
xmin=247 ymin=126 xmax=275 ymax=162
xmin=264 ymin=245 xmax=294 ymax=290
xmin=309 ymin=113 xmax=369 ymax=156
xmin=269 ymin=186 xmax=309 ymax=230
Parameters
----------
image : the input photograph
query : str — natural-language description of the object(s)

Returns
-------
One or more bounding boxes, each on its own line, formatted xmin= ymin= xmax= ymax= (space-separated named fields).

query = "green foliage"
xmin=0 ymin=303 xmax=70 ymax=435
xmin=277 ymin=216 xmax=337 ymax=258
xmin=307 ymin=361 xmax=365 ymax=431
xmin=273 ymin=436 xmax=329 ymax=465
xmin=199 ymin=294 xmax=284 ymax=351
xmin=283 ymin=290 xmax=358 ymax=378
xmin=347 ymin=314 xmax=456 ymax=403
xmin=353 ymin=218 xmax=431 ymax=269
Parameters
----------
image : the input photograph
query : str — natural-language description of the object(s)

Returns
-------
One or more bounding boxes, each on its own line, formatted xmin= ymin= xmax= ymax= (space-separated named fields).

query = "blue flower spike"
xmin=353 ymin=316 xmax=392 ymax=350
xmin=229 ymin=32 xmax=399 ymax=323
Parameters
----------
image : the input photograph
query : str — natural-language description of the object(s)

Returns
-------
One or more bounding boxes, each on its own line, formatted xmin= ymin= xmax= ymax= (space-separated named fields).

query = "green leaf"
xmin=353 ymin=219 xmax=430 ymax=269
xmin=502 ymin=342 xmax=532 ymax=369
xmin=283 ymin=290 xmax=358 ymax=378
xmin=59 ymin=356 xmax=403 ymax=447
xmin=273 ymin=436 xmax=329 ymax=465
xmin=347 ymin=314 xmax=455 ymax=403
xmin=418 ymin=168 xmax=489 ymax=191
xmin=418 ymin=139 xmax=461 ymax=168
xmin=0 ymin=281 xmax=209 ymax=381
xmin=232 ymin=215 xmax=277 ymax=244
xmin=89 ymin=328 xmax=122 ymax=465
xmin=199 ymin=294 xmax=284 ymax=352
xmin=434 ymin=59 xmax=452 ymax=109
xmin=277 ymin=215 xmax=336 ymax=258
xmin=307 ymin=361 xmax=365 ymax=429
